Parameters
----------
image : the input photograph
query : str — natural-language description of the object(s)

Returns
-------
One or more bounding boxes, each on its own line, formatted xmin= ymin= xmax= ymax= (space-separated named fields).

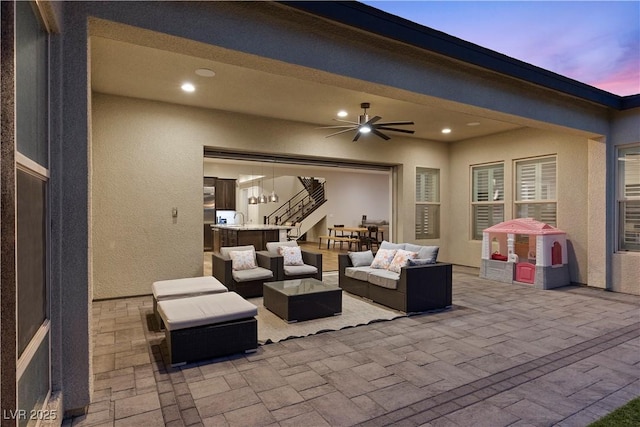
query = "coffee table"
xmin=263 ymin=278 xmax=342 ymax=323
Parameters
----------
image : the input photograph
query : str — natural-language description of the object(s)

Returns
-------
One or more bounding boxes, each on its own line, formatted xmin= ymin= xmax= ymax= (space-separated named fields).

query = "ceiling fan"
xmin=321 ymin=102 xmax=415 ymax=142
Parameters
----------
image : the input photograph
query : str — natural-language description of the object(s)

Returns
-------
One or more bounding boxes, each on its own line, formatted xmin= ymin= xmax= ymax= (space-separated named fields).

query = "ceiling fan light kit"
xmin=321 ymin=102 xmax=415 ymax=142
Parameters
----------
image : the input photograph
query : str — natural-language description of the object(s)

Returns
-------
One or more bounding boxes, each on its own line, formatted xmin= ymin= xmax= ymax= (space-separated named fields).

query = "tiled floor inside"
xmin=66 ymin=266 xmax=639 ymax=426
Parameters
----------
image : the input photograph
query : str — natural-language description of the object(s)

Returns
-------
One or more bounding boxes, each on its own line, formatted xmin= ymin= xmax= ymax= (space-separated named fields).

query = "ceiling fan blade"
xmin=376 ymin=126 xmax=415 ymax=134
xmin=372 ymin=129 xmax=391 ymax=140
xmin=317 ymin=124 xmax=359 ymax=129
xmin=325 ymin=127 xmax=358 ymax=138
xmin=365 ymin=116 xmax=382 ymax=125
xmin=333 ymin=118 xmax=360 ymax=125
xmin=352 ymin=131 xmax=362 ymax=142
xmin=376 ymin=121 xmax=414 ymax=126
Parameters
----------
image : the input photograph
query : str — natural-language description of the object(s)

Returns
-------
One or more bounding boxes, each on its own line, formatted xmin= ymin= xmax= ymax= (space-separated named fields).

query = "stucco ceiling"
xmin=90 ymin=36 xmax=523 ymax=143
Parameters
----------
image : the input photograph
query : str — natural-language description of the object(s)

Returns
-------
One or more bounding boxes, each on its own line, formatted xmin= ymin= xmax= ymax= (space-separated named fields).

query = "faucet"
xmin=234 ymin=211 xmax=245 ymax=226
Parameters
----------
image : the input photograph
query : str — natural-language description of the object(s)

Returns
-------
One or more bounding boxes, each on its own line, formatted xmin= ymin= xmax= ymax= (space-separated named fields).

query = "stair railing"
xmin=264 ymin=179 xmax=326 ymax=225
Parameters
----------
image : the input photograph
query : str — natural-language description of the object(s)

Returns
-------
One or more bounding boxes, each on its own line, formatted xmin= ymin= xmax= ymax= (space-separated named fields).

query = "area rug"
xmin=248 ymin=290 xmax=405 ymax=344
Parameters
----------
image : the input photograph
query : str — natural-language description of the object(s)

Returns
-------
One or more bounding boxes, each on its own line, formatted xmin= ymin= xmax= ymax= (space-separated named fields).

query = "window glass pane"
xmin=473 ymin=164 xmax=503 ymax=202
xmin=516 ymin=203 xmax=556 ymax=226
xmin=416 ymin=168 xmax=439 ymax=203
xmin=619 ymin=147 xmax=640 ymax=198
xmin=620 ymin=201 xmax=640 ymax=251
xmin=619 ymin=146 xmax=640 ymax=251
xmin=540 ymin=161 xmax=556 ymax=199
xmin=472 ymin=164 xmax=504 ymax=240
xmin=18 ymin=334 xmax=50 ymax=427
xmin=16 ymin=1 xmax=48 ymax=167
xmin=415 ymin=204 xmax=440 ymax=239
xmin=17 ymin=170 xmax=47 ymax=356
xmin=473 ymin=205 xmax=504 ymax=240
xmin=516 ymin=158 xmax=556 ymax=201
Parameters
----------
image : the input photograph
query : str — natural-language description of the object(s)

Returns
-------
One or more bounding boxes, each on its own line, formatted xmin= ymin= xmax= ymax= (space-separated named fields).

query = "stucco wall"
xmin=448 ymin=128 xmax=590 ymax=284
xmin=587 ymin=138 xmax=607 ymax=289
xmin=91 ymin=97 xmax=205 ymax=300
xmin=92 ymin=93 xmax=448 ymax=298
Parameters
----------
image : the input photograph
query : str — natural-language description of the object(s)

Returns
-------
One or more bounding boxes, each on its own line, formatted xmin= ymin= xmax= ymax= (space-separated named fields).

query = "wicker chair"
xmin=264 ymin=241 xmax=322 ymax=281
xmin=212 ymin=245 xmax=278 ymax=298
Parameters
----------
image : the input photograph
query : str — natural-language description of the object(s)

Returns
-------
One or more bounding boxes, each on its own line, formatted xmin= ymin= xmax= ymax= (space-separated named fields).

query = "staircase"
xmin=264 ymin=177 xmax=327 ymax=236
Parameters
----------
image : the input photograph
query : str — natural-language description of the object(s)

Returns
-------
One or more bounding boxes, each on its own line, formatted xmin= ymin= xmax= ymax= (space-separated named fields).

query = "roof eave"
xmin=281 ymin=1 xmax=636 ymax=110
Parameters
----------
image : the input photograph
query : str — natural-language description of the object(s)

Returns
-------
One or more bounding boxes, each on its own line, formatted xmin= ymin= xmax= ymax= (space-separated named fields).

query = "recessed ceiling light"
xmin=195 ymin=68 xmax=216 ymax=77
xmin=441 ymin=128 xmax=452 ymax=134
xmin=181 ymin=82 xmax=195 ymax=92
xmin=466 ymin=122 xmax=481 ymax=126
xmin=337 ymin=110 xmax=348 ymax=117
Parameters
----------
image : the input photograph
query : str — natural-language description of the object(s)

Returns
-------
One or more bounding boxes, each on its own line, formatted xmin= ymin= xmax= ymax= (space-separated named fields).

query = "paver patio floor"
xmin=66 ymin=266 xmax=639 ymax=426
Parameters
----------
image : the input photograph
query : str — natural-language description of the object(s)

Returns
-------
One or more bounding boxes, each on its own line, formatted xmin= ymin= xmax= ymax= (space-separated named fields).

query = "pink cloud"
xmin=590 ymin=64 xmax=640 ymax=96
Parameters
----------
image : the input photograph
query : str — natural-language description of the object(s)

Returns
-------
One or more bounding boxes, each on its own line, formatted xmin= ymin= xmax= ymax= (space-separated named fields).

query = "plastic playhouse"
xmin=480 ymin=218 xmax=570 ymax=289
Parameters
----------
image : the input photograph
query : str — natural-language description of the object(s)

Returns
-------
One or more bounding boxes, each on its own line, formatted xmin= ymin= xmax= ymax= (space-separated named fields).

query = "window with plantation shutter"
xmin=618 ymin=145 xmax=640 ymax=251
xmin=471 ymin=163 xmax=504 ymax=239
xmin=415 ymin=168 xmax=440 ymax=239
xmin=515 ymin=157 xmax=557 ymax=226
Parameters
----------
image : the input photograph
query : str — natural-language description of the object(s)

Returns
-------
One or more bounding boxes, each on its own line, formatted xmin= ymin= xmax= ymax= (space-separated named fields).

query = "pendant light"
xmin=258 ymin=183 xmax=268 ymax=204
xmin=269 ymin=160 xmax=279 ymax=203
xmin=248 ymin=166 xmax=258 ymax=204
xmin=258 ymin=163 xmax=268 ymax=203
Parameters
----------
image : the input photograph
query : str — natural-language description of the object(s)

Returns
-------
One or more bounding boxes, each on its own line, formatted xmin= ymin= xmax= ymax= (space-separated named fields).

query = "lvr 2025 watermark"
xmin=2 ymin=409 xmax=58 ymax=421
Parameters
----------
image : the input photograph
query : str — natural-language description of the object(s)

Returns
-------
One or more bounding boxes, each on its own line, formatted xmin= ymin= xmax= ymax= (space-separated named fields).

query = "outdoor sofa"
xmin=339 ymin=241 xmax=452 ymax=313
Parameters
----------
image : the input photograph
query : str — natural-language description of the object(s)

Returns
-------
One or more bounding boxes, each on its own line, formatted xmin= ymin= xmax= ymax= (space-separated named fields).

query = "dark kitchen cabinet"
xmin=204 ymin=224 xmax=213 ymax=251
xmin=215 ymin=178 xmax=236 ymax=210
xmin=215 ymin=228 xmax=280 ymax=251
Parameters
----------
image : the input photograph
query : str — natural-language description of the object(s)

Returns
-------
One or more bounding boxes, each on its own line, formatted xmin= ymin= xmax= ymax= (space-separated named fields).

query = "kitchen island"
xmin=211 ymin=224 xmax=293 ymax=251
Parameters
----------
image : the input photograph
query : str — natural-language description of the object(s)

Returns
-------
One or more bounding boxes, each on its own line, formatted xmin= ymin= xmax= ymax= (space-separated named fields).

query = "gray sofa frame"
xmin=212 ymin=251 xmax=278 ymax=298
xmin=338 ymin=254 xmax=453 ymax=313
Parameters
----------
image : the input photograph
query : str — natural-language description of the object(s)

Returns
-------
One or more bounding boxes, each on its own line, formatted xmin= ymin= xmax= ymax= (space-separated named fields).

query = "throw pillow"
xmin=388 ymin=249 xmax=418 ymax=273
xmin=370 ymin=248 xmax=397 ymax=269
xmin=279 ymin=246 xmax=304 ymax=266
xmin=419 ymin=246 xmax=439 ymax=263
xmin=407 ymin=258 xmax=436 ymax=266
xmin=405 ymin=244 xmax=439 ymax=262
xmin=348 ymin=250 xmax=374 ymax=267
xmin=229 ymin=249 xmax=256 ymax=271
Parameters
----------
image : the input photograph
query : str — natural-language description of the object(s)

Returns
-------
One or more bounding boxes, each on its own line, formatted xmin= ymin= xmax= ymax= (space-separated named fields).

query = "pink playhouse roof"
xmin=484 ymin=218 xmax=565 ymax=235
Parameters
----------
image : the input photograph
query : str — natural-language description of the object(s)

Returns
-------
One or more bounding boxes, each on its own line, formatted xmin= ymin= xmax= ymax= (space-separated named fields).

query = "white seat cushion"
xmin=345 ymin=266 xmax=375 ymax=281
xmin=157 ymin=292 xmax=258 ymax=331
xmin=283 ymin=264 xmax=317 ymax=276
xmin=152 ymin=276 xmax=227 ymax=300
xmin=367 ymin=269 xmax=400 ymax=289
xmin=232 ymin=267 xmax=273 ymax=282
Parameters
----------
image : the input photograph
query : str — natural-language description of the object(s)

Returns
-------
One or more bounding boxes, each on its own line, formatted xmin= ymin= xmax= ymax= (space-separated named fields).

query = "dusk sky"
xmin=361 ymin=1 xmax=640 ymax=96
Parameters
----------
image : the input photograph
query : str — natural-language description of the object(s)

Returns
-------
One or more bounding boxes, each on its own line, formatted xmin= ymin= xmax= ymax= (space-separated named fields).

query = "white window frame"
xmin=514 ymin=156 xmax=557 ymax=226
xmin=415 ymin=167 xmax=440 ymax=239
xmin=471 ymin=162 xmax=504 ymax=240
xmin=617 ymin=145 xmax=640 ymax=252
